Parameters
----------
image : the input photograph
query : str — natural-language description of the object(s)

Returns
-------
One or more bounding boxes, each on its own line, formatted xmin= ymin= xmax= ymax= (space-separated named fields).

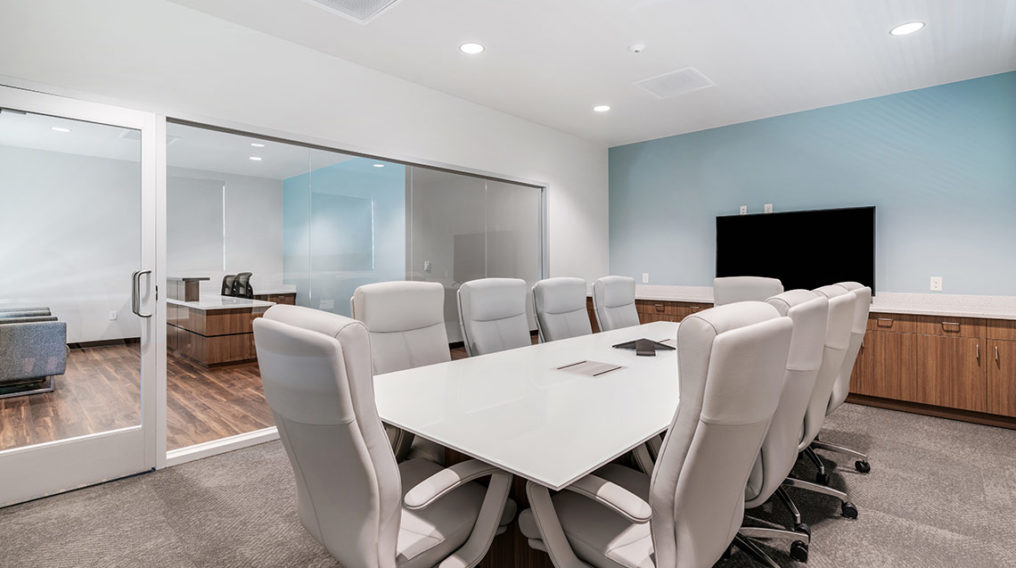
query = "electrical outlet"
xmin=764 ymin=203 xmax=773 ymax=214
xmin=423 ymin=260 xmax=432 ymax=273
xmin=107 ymin=311 xmax=117 ymax=321
xmin=930 ymin=276 xmax=943 ymax=292
xmin=642 ymin=272 xmax=649 ymax=284
xmin=320 ymin=299 xmax=335 ymax=310
xmin=739 ymin=205 xmax=748 ymax=215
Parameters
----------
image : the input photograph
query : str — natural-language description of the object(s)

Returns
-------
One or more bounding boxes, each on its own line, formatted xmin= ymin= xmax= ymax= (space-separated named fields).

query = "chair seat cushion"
xmin=396 ymin=458 xmax=486 ymax=568
xmin=520 ymin=464 xmax=655 ymax=568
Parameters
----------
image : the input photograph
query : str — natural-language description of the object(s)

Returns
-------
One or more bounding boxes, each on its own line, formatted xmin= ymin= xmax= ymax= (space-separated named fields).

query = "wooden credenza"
xmin=585 ymin=297 xmax=1016 ymax=429
xmin=167 ymin=297 xmax=274 ymax=366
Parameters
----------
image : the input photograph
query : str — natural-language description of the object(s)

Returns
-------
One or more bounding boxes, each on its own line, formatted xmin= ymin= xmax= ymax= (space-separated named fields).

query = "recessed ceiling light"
xmin=890 ymin=21 xmax=925 ymax=36
xmin=459 ymin=42 xmax=485 ymax=55
xmin=51 ymin=126 xmax=71 ymax=133
xmin=593 ymin=105 xmax=611 ymax=113
xmin=373 ymin=163 xmax=385 ymax=168
xmin=250 ymin=142 xmax=265 ymax=148
xmin=249 ymin=156 xmax=262 ymax=161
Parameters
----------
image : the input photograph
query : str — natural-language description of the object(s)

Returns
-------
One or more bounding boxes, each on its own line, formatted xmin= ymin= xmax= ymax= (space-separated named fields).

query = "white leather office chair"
xmin=457 ymin=278 xmax=532 ymax=356
xmin=739 ymin=291 xmax=829 ymax=565
xmin=351 ymin=280 xmax=451 ymax=463
xmin=810 ymin=281 xmax=873 ymax=474
xmin=781 ymin=287 xmax=860 ymax=518
xmin=532 ymin=277 xmax=592 ymax=342
xmin=253 ymin=305 xmax=514 ymax=568
xmin=519 ymin=302 xmax=793 ymax=568
xmin=592 ymin=275 xmax=639 ymax=331
xmin=713 ymin=276 xmax=785 ymax=305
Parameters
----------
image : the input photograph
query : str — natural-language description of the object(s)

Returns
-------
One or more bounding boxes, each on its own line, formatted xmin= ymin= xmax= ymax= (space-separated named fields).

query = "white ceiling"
xmin=167 ymin=0 xmax=1016 ymax=146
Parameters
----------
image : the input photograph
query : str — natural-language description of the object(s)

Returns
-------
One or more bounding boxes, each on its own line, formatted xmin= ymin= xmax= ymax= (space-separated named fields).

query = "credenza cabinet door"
xmin=851 ymin=331 xmax=917 ymax=401
xmin=915 ymin=335 xmax=986 ymax=413
xmin=988 ymin=340 xmax=1016 ymax=417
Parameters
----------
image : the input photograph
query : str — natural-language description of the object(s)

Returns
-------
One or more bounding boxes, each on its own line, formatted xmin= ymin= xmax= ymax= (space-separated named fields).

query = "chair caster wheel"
xmin=790 ymin=540 xmax=809 ymax=563
xmin=841 ymin=501 xmax=858 ymax=519
xmin=794 ymin=522 xmax=811 ymax=538
xmin=855 ymin=460 xmax=871 ymax=474
xmin=815 ymin=471 xmax=830 ymax=485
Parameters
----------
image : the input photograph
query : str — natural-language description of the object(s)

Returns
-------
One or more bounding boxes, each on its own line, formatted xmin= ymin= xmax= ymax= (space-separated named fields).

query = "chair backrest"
xmin=712 ymin=276 xmax=784 ymax=306
xmin=832 ymin=281 xmax=872 ymax=413
xmin=745 ymin=291 xmax=829 ymax=507
xmin=233 ymin=272 xmax=254 ymax=299
xmin=253 ymin=305 xmax=400 ymax=568
xmin=532 ymin=277 xmax=591 ymax=342
xmin=457 ymin=278 xmax=531 ymax=356
xmin=592 ymin=275 xmax=639 ymax=331
xmin=649 ymin=302 xmax=792 ymax=568
xmin=350 ymin=281 xmax=451 ymax=374
xmin=801 ymin=287 xmax=857 ymax=447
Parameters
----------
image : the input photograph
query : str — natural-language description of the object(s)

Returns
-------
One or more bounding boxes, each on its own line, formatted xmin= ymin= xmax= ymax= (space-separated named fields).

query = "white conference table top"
xmin=374 ymin=321 xmax=680 ymax=491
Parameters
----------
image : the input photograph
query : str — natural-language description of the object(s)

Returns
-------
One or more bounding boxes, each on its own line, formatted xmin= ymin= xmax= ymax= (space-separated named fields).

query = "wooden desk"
xmin=167 ymin=295 xmax=275 ymax=366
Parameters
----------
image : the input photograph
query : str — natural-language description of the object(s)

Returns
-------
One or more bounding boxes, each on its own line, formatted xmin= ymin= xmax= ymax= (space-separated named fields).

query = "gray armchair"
xmin=0 ymin=308 xmax=66 ymax=398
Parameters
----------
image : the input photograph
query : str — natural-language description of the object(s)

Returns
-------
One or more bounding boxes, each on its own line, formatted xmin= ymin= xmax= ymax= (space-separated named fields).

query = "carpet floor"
xmin=2 ymin=403 xmax=1015 ymax=568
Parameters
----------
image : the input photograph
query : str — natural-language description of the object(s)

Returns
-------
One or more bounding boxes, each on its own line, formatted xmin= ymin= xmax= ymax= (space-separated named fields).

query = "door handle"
xmin=976 ymin=343 xmax=980 ymax=362
xmin=132 ymin=269 xmax=153 ymax=318
xmin=996 ymin=345 xmax=1001 ymax=364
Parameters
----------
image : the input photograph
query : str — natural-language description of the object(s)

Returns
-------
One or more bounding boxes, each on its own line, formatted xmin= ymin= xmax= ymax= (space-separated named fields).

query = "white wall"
xmin=0 ymin=0 xmax=609 ymax=284
xmin=167 ymin=166 xmax=285 ymax=296
xmin=0 ymin=145 xmax=141 ymax=343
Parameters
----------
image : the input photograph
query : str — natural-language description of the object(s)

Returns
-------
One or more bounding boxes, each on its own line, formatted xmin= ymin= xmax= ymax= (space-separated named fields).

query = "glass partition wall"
xmin=165 ymin=122 xmax=544 ymax=451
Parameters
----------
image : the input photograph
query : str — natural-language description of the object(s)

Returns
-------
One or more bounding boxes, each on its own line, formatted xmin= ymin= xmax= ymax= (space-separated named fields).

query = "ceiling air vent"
xmin=303 ymin=0 xmax=402 ymax=24
xmin=635 ymin=67 xmax=715 ymax=99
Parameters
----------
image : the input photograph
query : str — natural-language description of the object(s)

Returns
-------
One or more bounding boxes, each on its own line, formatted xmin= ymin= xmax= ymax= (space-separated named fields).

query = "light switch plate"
xmin=320 ymin=299 xmax=335 ymax=309
xmin=764 ymin=203 xmax=773 ymax=213
xmin=642 ymin=272 xmax=649 ymax=283
xmin=930 ymin=276 xmax=943 ymax=292
xmin=739 ymin=205 xmax=748 ymax=215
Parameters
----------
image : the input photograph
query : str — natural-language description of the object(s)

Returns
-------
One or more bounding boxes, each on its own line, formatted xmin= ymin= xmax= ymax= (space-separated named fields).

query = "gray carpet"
xmin=2 ymin=403 xmax=1015 ymax=568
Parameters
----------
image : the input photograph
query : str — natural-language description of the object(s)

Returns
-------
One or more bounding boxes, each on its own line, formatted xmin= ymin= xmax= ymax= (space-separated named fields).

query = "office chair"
xmin=221 ymin=275 xmax=236 ymax=296
xmin=739 ymin=291 xmax=829 ymax=565
xmin=592 ymin=275 xmax=639 ymax=331
xmin=253 ymin=305 xmax=515 ymax=568
xmin=810 ymin=282 xmax=873 ymax=474
xmin=713 ymin=276 xmax=784 ymax=306
xmin=532 ymin=277 xmax=592 ymax=342
xmin=351 ymin=280 xmax=452 ymax=464
xmin=519 ymin=302 xmax=793 ymax=568
xmin=781 ymin=287 xmax=860 ymax=519
xmin=232 ymin=272 xmax=254 ymax=299
xmin=457 ymin=278 xmax=532 ymax=356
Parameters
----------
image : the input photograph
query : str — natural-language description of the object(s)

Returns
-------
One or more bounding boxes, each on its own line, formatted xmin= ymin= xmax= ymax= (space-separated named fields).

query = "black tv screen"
xmin=716 ymin=206 xmax=875 ymax=294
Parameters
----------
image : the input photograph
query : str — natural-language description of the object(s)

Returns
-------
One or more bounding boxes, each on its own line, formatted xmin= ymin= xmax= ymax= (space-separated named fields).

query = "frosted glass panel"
xmin=167 ymin=176 xmax=224 ymax=276
xmin=310 ymin=193 xmax=373 ymax=271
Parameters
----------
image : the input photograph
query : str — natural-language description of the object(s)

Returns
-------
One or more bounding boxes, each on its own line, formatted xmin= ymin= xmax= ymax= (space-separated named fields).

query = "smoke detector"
xmin=303 ymin=0 xmax=402 ymax=24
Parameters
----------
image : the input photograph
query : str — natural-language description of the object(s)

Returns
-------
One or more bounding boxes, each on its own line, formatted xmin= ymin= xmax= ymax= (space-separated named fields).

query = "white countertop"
xmin=255 ymin=286 xmax=297 ymax=296
xmin=374 ymin=321 xmax=680 ymax=490
xmin=167 ymin=295 xmax=276 ymax=311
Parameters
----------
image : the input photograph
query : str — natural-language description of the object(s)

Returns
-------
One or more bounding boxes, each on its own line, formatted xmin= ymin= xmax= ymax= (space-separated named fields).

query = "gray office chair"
xmin=532 ymin=277 xmax=592 ymax=342
xmin=457 ymin=278 xmax=531 ymax=356
xmin=810 ymin=282 xmax=873 ymax=474
xmin=739 ymin=291 xmax=829 ymax=565
xmin=781 ymin=287 xmax=860 ymax=518
xmin=351 ymin=280 xmax=451 ymax=464
xmin=592 ymin=275 xmax=639 ymax=331
xmin=519 ymin=302 xmax=793 ymax=568
xmin=253 ymin=305 xmax=514 ymax=568
xmin=713 ymin=276 xmax=784 ymax=306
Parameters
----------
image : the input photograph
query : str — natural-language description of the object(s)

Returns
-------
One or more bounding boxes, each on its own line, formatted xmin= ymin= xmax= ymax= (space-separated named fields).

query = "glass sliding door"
xmin=0 ymin=86 xmax=158 ymax=506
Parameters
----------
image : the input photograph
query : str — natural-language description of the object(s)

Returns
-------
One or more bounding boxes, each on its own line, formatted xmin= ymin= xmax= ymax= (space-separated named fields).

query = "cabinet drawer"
xmin=867 ymin=314 xmax=921 ymax=333
xmin=987 ymin=319 xmax=1016 ymax=341
xmin=913 ymin=317 xmax=985 ymax=338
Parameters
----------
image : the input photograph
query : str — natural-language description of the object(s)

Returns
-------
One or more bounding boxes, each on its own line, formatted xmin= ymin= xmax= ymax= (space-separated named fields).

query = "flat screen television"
xmin=716 ymin=206 xmax=875 ymax=294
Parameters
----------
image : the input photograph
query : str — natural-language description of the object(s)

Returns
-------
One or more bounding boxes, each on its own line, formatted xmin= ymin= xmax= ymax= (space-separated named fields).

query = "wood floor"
xmin=0 ymin=343 xmax=273 ymax=452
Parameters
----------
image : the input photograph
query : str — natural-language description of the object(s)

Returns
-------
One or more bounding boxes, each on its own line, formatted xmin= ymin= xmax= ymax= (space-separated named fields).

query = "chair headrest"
xmin=595 ymin=275 xmax=635 ymax=308
xmin=352 ymin=281 xmax=445 ymax=332
xmin=460 ymin=278 xmax=527 ymax=321
xmin=765 ymin=289 xmax=821 ymax=316
xmin=533 ymin=277 xmax=587 ymax=314
xmin=812 ymin=284 xmax=850 ymax=299
xmin=263 ymin=304 xmax=363 ymax=340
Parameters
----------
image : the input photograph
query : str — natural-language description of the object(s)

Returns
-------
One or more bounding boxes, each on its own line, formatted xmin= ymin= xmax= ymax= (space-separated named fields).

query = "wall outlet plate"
xmin=642 ymin=272 xmax=649 ymax=283
xmin=764 ymin=203 xmax=773 ymax=213
xmin=930 ymin=276 xmax=943 ymax=292
xmin=739 ymin=205 xmax=748 ymax=215
xmin=107 ymin=311 xmax=117 ymax=321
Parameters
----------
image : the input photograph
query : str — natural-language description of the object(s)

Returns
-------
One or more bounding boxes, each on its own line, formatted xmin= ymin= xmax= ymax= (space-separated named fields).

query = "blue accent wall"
xmin=609 ymin=71 xmax=1016 ymax=295
xmin=283 ymin=158 xmax=405 ymax=315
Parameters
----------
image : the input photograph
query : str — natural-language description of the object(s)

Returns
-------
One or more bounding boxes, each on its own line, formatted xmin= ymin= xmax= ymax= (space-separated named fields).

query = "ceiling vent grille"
xmin=303 ymin=0 xmax=402 ymax=24
xmin=635 ymin=67 xmax=715 ymax=99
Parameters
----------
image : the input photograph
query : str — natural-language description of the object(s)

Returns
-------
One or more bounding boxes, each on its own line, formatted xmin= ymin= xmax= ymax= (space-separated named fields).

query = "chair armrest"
xmin=563 ymin=474 xmax=651 ymax=523
xmin=404 ymin=459 xmax=507 ymax=510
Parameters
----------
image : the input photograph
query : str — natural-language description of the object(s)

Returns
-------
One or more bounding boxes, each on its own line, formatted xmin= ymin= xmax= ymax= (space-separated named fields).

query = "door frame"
xmin=0 ymin=84 xmax=163 ymax=506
